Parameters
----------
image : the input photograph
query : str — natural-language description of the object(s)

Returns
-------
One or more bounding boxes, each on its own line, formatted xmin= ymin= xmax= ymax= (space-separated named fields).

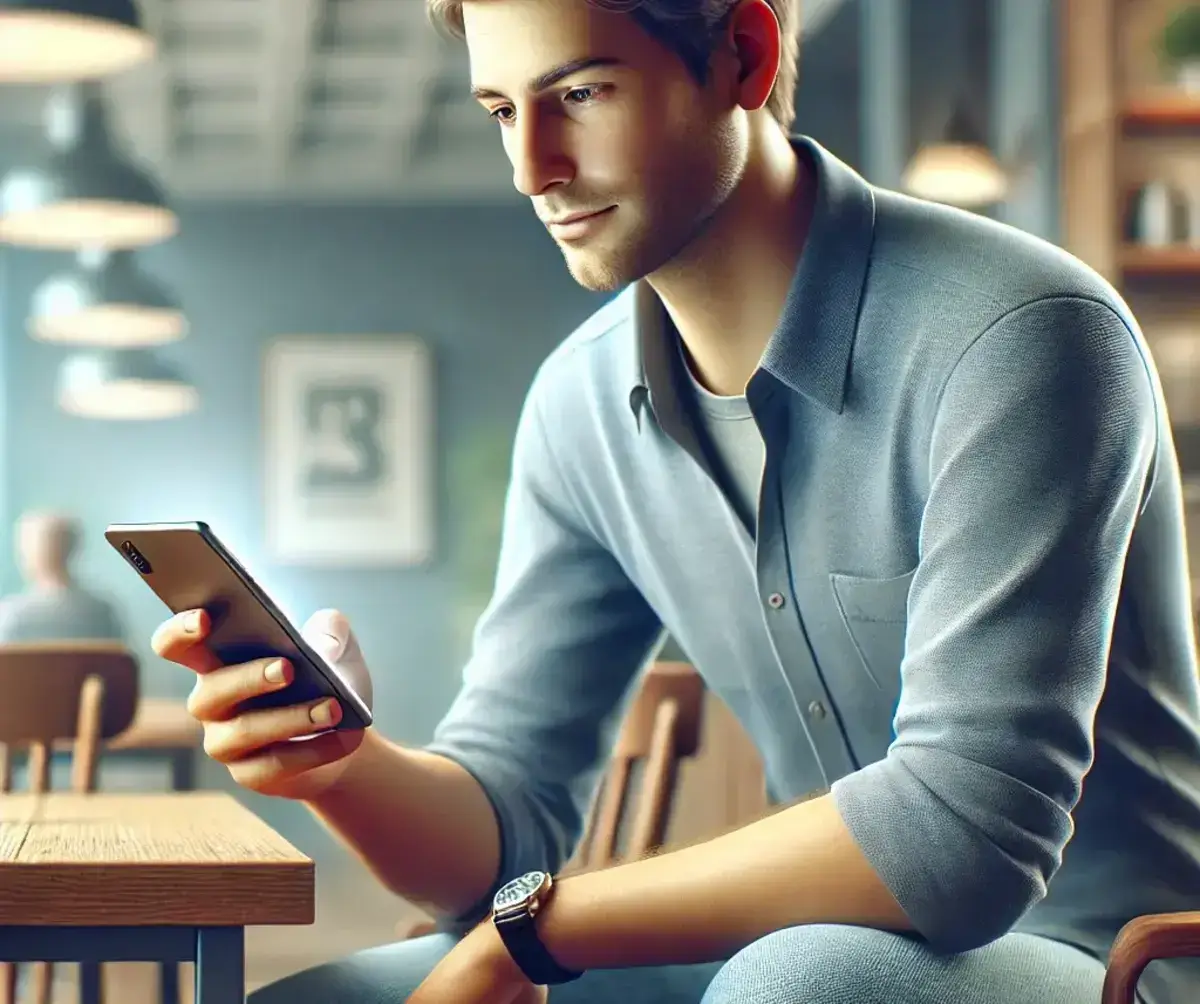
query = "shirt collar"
xmin=627 ymin=135 xmax=877 ymax=426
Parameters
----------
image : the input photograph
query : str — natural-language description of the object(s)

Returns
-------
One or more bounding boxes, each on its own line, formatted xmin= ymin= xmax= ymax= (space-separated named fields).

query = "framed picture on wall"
xmin=263 ymin=335 xmax=435 ymax=566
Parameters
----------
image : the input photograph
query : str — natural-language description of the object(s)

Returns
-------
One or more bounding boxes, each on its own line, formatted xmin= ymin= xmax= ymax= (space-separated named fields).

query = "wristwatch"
xmin=490 ymin=870 xmax=583 ymax=986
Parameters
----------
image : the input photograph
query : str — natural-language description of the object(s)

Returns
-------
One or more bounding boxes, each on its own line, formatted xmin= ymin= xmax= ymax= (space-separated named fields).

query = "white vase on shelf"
xmin=1179 ymin=59 xmax=1200 ymax=93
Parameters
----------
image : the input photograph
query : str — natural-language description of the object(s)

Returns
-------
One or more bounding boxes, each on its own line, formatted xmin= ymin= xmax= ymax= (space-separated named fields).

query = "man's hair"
xmin=427 ymin=0 xmax=802 ymax=130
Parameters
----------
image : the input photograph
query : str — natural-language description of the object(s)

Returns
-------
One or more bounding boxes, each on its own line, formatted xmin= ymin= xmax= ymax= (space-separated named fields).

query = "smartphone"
xmin=105 ymin=521 xmax=372 ymax=731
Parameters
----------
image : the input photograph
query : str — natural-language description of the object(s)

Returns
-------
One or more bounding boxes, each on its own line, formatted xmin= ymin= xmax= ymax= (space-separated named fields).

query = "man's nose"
xmin=508 ymin=116 xmax=573 ymax=197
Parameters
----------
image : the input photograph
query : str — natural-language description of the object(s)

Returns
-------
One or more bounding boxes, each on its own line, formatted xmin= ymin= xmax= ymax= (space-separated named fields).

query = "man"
xmin=153 ymin=1 xmax=1200 ymax=1002
xmin=0 ymin=510 xmax=124 ymax=643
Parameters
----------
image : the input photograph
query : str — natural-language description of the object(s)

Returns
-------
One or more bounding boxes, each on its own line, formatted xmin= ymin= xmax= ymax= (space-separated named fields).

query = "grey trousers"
xmin=249 ymin=923 xmax=1115 ymax=1003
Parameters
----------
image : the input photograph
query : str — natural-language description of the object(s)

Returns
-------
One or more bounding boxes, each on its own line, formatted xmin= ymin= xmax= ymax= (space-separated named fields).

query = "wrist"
xmin=489 ymin=870 xmax=584 ymax=986
xmin=304 ymin=726 xmax=381 ymax=806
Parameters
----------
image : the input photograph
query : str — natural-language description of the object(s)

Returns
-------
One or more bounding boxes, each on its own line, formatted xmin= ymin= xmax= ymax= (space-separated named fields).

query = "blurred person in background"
xmin=0 ymin=511 xmax=125 ymax=643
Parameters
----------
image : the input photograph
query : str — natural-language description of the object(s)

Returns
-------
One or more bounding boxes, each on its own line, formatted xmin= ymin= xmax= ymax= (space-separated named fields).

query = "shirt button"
xmin=767 ymin=592 xmax=786 ymax=609
xmin=808 ymin=700 xmax=827 ymax=720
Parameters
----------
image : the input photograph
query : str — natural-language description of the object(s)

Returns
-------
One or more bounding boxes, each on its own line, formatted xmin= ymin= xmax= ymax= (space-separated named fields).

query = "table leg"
xmin=194 ymin=927 xmax=245 ymax=1004
xmin=79 ymin=961 xmax=102 ymax=1004
xmin=159 ymin=960 xmax=180 ymax=1004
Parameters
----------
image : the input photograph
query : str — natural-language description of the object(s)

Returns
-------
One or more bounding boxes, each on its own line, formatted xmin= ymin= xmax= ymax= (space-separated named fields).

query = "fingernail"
xmin=184 ymin=611 xmax=201 ymax=634
xmin=309 ymin=699 xmax=340 ymax=726
xmin=264 ymin=659 xmax=288 ymax=685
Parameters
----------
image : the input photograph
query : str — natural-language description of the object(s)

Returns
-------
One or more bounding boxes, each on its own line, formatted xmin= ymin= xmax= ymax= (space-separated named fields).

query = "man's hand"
xmin=406 ymin=921 xmax=548 ymax=1004
xmin=152 ymin=606 xmax=373 ymax=800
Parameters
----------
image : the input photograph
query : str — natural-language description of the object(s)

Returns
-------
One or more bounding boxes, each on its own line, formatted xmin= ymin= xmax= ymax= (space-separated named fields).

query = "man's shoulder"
xmin=542 ymin=288 xmax=635 ymax=372
xmin=863 ymin=190 xmax=1152 ymax=404
xmin=871 ymin=189 xmax=1132 ymax=329
xmin=526 ymin=287 xmax=637 ymax=418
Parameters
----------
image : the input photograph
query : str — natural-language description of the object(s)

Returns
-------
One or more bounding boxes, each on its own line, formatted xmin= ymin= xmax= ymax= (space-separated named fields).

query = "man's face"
xmin=463 ymin=0 xmax=746 ymax=292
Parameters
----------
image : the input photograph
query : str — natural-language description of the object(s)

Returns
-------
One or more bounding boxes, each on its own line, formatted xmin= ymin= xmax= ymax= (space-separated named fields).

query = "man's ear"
xmin=721 ymin=0 xmax=782 ymax=111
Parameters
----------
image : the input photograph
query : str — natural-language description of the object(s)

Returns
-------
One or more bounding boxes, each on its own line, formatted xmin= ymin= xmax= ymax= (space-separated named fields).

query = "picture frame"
xmin=263 ymin=335 xmax=435 ymax=567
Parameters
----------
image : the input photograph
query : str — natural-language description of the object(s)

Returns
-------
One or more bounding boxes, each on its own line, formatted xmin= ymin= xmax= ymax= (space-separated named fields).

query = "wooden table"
xmin=0 ymin=792 xmax=313 ymax=1004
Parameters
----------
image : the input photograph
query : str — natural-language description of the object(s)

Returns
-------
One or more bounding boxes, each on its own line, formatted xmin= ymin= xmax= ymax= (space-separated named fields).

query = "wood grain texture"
xmin=0 ymin=793 xmax=313 ymax=927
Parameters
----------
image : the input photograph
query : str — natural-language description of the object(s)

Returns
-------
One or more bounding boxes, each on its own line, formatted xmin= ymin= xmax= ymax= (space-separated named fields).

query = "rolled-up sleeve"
xmin=424 ymin=362 xmax=664 ymax=926
xmin=831 ymin=295 xmax=1158 ymax=952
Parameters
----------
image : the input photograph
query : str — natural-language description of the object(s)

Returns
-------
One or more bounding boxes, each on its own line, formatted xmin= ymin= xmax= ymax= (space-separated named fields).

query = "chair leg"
xmin=29 ymin=962 xmax=51 ymax=1004
xmin=0 ymin=963 xmax=15 ymax=1004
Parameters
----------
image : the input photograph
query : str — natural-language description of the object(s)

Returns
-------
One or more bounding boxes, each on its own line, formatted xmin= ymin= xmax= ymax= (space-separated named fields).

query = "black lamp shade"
xmin=57 ymin=348 xmax=199 ymax=420
xmin=31 ymin=248 xmax=186 ymax=346
xmin=0 ymin=83 xmax=178 ymax=249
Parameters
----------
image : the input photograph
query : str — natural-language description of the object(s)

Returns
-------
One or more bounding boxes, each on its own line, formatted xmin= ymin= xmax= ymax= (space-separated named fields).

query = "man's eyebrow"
xmin=470 ymin=57 xmax=624 ymax=101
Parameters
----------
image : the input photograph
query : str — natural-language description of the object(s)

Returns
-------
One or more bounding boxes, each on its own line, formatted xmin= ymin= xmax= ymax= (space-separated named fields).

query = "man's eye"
xmin=565 ymin=86 xmax=604 ymax=105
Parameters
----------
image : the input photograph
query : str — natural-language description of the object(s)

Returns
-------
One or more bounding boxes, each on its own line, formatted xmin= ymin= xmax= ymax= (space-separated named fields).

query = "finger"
xmin=186 ymin=657 xmax=294 ymax=723
xmin=303 ymin=608 xmax=374 ymax=712
xmin=227 ymin=729 xmax=364 ymax=790
xmin=302 ymin=608 xmax=350 ymax=662
xmin=151 ymin=609 xmax=221 ymax=674
xmin=203 ymin=697 xmax=344 ymax=763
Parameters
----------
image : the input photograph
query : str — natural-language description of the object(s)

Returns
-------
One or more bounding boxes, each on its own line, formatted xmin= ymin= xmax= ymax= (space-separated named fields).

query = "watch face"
xmin=493 ymin=870 xmax=549 ymax=912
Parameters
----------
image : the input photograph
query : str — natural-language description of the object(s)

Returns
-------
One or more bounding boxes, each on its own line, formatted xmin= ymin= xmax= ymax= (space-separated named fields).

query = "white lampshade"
xmin=0 ymin=1 xmax=155 ymax=83
xmin=30 ymin=248 xmax=185 ymax=346
xmin=902 ymin=142 xmax=1009 ymax=208
xmin=57 ymin=349 xmax=198 ymax=420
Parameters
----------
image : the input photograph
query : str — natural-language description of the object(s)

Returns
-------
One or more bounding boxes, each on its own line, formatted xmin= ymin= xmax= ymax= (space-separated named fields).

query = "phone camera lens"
xmin=121 ymin=540 xmax=153 ymax=575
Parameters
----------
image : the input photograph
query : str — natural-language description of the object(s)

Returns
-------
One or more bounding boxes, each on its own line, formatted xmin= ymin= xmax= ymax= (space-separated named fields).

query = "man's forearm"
xmin=305 ymin=729 xmax=501 ymax=918
xmin=539 ymin=792 xmax=912 ymax=971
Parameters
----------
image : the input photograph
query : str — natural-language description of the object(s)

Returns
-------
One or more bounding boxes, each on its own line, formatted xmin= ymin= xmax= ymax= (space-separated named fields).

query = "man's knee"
xmin=700 ymin=925 xmax=1105 ymax=1004
xmin=702 ymin=924 xmax=896 ymax=1004
xmin=248 ymin=932 xmax=458 ymax=1004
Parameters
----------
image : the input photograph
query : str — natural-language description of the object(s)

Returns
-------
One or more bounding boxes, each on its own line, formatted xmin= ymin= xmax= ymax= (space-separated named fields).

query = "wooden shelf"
xmin=1122 ymin=93 xmax=1200 ymax=129
xmin=1120 ymin=245 xmax=1200 ymax=276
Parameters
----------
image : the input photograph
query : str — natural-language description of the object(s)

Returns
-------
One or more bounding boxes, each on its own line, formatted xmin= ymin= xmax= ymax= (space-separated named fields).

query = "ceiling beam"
xmin=380 ymin=41 xmax=447 ymax=172
xmin=258 ymin=0 xmax=323 ymax=185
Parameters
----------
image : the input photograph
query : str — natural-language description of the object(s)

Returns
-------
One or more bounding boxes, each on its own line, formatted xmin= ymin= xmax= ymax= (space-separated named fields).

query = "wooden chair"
xmin=402 ymin=660 xmax=706 ymax=938
xmin=565 ymin=660 xmax=705 ymax=872
xmin=1102 ymin=914 xmax=1200 ymax=1003
xmin=0 ymin=641 xmax=139 ymax=1004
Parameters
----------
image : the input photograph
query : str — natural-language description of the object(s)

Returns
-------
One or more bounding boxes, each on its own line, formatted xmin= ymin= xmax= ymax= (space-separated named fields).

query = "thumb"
xmin=302 ymin=608 xmax=374 ymax=714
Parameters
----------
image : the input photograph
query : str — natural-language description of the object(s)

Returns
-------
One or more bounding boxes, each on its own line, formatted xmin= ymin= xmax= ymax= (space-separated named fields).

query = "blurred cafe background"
xmin=0 ymin=0 xmax=1197 ymax=999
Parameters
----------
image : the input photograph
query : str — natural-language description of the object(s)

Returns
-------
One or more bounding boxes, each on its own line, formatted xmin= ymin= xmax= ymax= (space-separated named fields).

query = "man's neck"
xmin=32 ymin=574 xmax=71 ymax=593
xmin=646 ymin=124 xmax=816 ymax=398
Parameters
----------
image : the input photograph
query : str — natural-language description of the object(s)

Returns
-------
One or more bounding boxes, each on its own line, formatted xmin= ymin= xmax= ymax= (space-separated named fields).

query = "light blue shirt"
xmin=426 ymin=137 xmax=1200 ymax=1004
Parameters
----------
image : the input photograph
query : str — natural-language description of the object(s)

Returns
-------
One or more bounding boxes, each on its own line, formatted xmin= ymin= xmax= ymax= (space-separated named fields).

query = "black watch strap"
xmin=492 ymin=910 xmax=583 ymax=986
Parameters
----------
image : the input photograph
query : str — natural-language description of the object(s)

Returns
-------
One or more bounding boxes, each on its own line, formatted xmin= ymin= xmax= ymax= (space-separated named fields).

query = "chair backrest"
xmin=0 ymin=641 xmax=139 ymax=794
xmin=568 ymin=660 xmax=706 ymax=872
xmin=401 ymin=659 xmax=708 ymax=940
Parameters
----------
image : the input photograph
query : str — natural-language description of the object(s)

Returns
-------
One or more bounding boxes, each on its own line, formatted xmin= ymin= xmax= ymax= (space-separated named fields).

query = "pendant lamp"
xmin=30 ymin=247 xmax=185 ymax=346
xmin=902 ymin=104 xmax=1008 ymax=208
xmin=57 ymin=348 xmax=198 ymax=419
xmin=0 ymin=1 xmax=155 ymax=83
xmin=0 ymin=81 xmax=177 ymax=249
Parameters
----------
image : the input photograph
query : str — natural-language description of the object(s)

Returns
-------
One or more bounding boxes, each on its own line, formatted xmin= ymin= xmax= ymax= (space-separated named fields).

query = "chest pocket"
xmin=829 ymin=568 xmax=916 ymax=696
